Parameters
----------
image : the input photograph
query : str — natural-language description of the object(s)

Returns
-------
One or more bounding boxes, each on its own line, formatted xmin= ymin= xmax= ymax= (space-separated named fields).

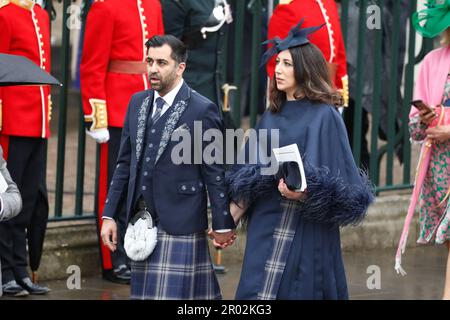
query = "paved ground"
xmin=1 ymin=245 xmax=448 ymax=300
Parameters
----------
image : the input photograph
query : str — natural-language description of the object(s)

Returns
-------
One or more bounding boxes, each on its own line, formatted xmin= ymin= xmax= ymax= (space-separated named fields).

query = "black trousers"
xmin=0 ymin=136 xmax=48 ymax=283
xmin=343 ymin=99 xmax=371 ymax=171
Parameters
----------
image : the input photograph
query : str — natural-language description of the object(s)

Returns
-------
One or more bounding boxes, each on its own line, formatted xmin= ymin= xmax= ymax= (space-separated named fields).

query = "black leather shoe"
xmin=17 ymin=277 xmax=50 ymax=295
xmin=2 ymin=280 xmax=29 ymax=297
xmin=103 ymin=265 xmax=131 ymax=285
xmin=116 ymin=266 xmax=131 ymax=281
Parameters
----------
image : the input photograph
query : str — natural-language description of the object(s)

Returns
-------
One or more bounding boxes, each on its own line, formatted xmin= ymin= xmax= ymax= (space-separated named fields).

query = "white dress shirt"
xmin=151 ymin=79 xmax=184 ymax=117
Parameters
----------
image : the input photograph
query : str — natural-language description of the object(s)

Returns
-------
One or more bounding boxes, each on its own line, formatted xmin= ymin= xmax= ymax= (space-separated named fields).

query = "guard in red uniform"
xmin=80 ymin=0 xmax=164 ymax=283
xmin=0 ymin=0 xmax=51 ymax=296
xmin=267 ymin=0 xmax=349 ymax=106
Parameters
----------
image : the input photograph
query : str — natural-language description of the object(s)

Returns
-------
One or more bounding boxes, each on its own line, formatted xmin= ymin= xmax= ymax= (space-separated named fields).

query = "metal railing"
xmin=48 ymin=0 xmax=433 ymax=220
xmin=337 ymin=0 xmax=432 ymax=192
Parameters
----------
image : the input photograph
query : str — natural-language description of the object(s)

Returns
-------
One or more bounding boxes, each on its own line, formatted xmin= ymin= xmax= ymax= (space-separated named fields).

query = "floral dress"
xmin=409 ymin=74 xmax=450 ymax=244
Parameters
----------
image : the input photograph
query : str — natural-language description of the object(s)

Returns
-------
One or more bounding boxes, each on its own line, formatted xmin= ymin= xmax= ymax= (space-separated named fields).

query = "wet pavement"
xmin=1 ymin=245 xmax=448 ymax=300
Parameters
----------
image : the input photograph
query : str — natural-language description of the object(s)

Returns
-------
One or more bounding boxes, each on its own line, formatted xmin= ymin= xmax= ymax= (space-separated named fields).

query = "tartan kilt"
xmin=130 ymin=227 xmax=221 ymax=300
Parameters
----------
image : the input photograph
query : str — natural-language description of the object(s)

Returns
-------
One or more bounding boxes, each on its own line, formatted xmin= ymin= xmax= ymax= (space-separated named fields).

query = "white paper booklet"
xmin=272 ymin=143 xmax=307 ymax=192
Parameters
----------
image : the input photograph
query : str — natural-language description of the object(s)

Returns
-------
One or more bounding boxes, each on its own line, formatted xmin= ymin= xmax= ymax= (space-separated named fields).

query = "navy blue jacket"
xmin=102 ymin=81 xmax=235 ymax=235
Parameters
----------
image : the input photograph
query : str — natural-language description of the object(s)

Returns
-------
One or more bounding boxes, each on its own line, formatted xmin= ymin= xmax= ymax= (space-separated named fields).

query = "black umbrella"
xmin=0 ymin=53 xmax=61 ymax=86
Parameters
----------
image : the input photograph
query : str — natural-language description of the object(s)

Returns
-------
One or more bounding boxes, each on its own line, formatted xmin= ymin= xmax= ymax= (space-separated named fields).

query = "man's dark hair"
xmin=145 ymin=35 xmax=188 ymax=64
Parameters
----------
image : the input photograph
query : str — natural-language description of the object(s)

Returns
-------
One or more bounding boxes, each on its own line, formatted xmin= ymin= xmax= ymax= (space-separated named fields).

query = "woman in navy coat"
xmin=226 ymin=21 xmax=374 ymax=300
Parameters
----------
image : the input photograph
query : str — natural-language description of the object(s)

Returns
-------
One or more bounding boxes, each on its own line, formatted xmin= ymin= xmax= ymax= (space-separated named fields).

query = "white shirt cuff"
xmin=214 ymin=229 xmax=232 ymax=233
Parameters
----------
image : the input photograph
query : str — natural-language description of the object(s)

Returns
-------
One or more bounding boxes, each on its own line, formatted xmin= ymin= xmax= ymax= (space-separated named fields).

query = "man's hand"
xmin=208 ymin=230 xmax=236 ymax=249
xmin=426 ymin=125 xmax=450 ymax=143
xmin=86 ymin=128 xmax=110 ymax=144
xmin=101 ymin=219 xmax=118 ymax=252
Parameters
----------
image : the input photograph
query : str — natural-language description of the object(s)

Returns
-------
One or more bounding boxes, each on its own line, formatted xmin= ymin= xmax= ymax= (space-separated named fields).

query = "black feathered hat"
xmin=260 ymin=18 xmax=324 ymax=67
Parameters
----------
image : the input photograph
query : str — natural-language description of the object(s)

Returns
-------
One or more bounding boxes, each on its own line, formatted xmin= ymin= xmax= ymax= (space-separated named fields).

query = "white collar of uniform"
xmin=154 ymin=79 xmax=184 ymax=107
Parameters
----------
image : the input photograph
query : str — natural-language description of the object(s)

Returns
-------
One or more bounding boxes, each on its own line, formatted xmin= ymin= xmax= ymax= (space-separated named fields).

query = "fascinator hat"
xmin=412 ymin=0 xmax=450 ymax=38
xmin=260 ymin=18 xmax=325 ymax=67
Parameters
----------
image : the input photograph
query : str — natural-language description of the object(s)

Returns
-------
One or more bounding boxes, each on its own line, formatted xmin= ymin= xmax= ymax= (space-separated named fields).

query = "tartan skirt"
xmin=130 ymin=228 xmax=221 ymax=300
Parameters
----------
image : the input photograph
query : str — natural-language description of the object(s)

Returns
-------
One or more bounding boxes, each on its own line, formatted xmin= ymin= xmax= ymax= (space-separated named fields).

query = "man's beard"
xmin=149 ymin=69 xmax=178 ymax=95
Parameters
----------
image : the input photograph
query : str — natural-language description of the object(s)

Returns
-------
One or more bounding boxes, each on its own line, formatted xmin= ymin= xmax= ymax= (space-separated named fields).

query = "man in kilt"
xmin=100 ymin=35 xmax=236 ymax=300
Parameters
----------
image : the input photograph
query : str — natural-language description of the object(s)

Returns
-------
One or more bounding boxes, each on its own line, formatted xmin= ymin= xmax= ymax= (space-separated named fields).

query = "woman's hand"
xmin=278 ymin=178 xmax=307 ymax=202
xmin=418 ymin=107 xmax=437 ymax=125
xmin=426 ymin=125 xmax=450 ymax=143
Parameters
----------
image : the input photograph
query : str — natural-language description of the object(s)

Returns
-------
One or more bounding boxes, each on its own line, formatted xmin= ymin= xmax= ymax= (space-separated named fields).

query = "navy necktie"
xmin=152 ymin=97 xmax=165 ymax=124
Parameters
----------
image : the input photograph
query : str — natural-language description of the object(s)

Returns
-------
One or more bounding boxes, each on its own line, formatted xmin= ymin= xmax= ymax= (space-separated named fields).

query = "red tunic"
xmin=80 ymin=0 xmax=164 ymax=128
xmin=0 ymin=0 xmax=52 ymax=138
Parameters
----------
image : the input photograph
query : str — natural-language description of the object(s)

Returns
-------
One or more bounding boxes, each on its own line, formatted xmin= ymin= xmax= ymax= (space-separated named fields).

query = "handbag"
xmin=124 ymin=209 xmax=158 ymax=261
xmin=276 ymin=161 xmax=303 ymax=192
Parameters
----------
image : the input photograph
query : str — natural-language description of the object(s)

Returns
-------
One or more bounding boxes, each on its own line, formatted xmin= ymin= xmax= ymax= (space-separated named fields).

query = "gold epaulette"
xmin=10 ymin=0 xmax=34 ymax=10
xmin=85 ymin=98 xmax=108 ymax=131
xmin=339 ymin=75 xmax=349 ymax=107
xmin=278 ymin=0 xmax=293 ymax=4
xmin=0 ymin=0 xmax=10 ymax=9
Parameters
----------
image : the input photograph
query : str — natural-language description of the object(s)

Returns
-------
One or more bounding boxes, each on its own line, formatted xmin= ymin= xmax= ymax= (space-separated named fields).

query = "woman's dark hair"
xmin=269 ymin=43 xmax=343 ymax=112
xmin=145 ymin=35 xmax=188 ymax=64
